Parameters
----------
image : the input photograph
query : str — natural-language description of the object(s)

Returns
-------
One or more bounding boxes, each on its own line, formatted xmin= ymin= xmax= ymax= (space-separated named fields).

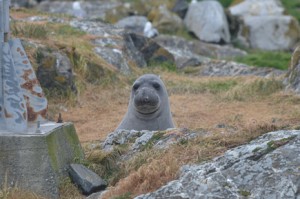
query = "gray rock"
xmin=70 ymin=20 xmax=173 ymax=71
xmin=102 ymin=128 xmax=202 ymax=152
xmin=86 ymin=191 xmax=104 ymax=199
xmin=123 ymin=33 xmax=175 ymax=67
xmin=115 ymin=16 xmax=148 ymax=34
xmin=284 ymin=46 xmax=300 ymax=93
xmin=36 ymin=48 xmax=77 ymax=93
xmin=132 ymin=131 xmax=155 ymax=150
xmin=184 ymin=1 xmax=230 ymax=43
xmin=172 ymin=0 xmax=189 ymax=19
xmin=154 ymin=34 xmax=247 ymax=68
xmin=242 ymin=15 xmax=300 ymax=50
xmin=69 ymin=164 xmax=107 ymax=195
xmin=229 ymin=0 xmax=300 ymax=50
xmin=136 ymin=130 xmax=300 ymax=199
xmin=229 ymin=0 xmax=284 ymax=17
xmin=94 ymin=47 xmax=130 ymax=75
xmin=102 ymin=129 xmax=143 ymax=152
xmin=198 ymin=60 xmax=285 ymax=77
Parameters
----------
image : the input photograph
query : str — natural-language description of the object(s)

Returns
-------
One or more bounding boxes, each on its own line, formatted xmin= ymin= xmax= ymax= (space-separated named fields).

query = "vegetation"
xmin=234 ymin=51 xmax=292 ymax=70
xmin=281 ymin=0 xmax=300 ymax=22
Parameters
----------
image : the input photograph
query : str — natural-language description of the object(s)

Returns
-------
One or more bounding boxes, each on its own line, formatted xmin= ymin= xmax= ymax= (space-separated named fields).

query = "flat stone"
xmin=69 ymin=164 xmax=107 ymax=195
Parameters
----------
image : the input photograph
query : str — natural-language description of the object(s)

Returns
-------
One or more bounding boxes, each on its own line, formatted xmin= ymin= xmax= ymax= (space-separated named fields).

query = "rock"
xmin=197 ymin=60 xmax=285 ymax=77
xmin=102 ymin=128 xmax=201 ymax=152
xmin=148 ymin=5 xmax=184 ymax=34
xmin=136 ymin=130 xmax=300 ymax=199
xmin=184 ymin=0 xmax=230 ymax=43
xmin=71 ymin=20 xmax=173 ymax=71
xmin=86 ymin=191 xmax=104 ymax=199
xmin=69 ymin=164 xmax=107 ymax=195
xmin=115 ymin=16 xmax=149 ymax=35
xmin=123 ymin=33 xmax=175 ymax=66
xmin=154 ymin=35 xmax=210 ymax=69
xmin=154 ymin=34 xmax=247 ymax=68
xmin=36 ymin=1 xmax=121 ymax=20
xmin=171 ymin=0 xmax=189 ymax=19
xmin=229 ymin=0 xmax=300 ymax=50
xmin=244 ymin=16 xmax=300 ymax=50
xmin=284 ymin=46 xmax=300 ymax=93
xmin=36 ymin=48 xmax=77 ymax=93
xmin=94 ymin=47 xmax=131 ymax=75
xmin=229 ymin=0 xmax=284 ymax=17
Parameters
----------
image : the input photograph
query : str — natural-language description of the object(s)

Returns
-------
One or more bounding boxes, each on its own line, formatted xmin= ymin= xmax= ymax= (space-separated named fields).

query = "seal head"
xmin=116 ymin=74 xmax=174 ymax=131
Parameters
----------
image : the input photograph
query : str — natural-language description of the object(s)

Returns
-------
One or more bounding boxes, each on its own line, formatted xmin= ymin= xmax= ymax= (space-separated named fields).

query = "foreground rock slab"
xmin=69 ymin=164 xmax=107 ymax=195
xmin=136 ymin=130 xmax=300 ymax=199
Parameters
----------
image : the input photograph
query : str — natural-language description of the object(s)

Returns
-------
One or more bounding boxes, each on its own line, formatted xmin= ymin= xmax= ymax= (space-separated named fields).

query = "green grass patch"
xmin=234 ymin=51 xmax=291 ymax=70
xmin=148 ymin=60 xmax=177 ymax=72
xmin=281 ymin=0 xmax=300 ymax=22
xmin=11 ymin=22 xmax=49 ymax=39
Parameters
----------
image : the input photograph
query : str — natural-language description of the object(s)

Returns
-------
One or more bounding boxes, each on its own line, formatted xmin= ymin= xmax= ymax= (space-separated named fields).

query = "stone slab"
xmin=69 ymin=164 xmax=107 ymax=195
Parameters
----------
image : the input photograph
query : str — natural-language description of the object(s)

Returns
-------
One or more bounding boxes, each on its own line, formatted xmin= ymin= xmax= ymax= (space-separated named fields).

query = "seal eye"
xmin=133 ymin=84 xmax=139 ymax=91
xmin=153 ymin=82 xmax=160 ymax=90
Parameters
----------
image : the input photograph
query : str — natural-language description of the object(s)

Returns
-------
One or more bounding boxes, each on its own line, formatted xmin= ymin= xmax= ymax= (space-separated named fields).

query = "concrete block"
xmin=0 ymin=122 xmax=84 ymax=198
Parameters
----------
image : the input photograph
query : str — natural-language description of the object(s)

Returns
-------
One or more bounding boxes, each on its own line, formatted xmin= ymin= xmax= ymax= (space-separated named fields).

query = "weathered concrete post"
xmin=0 ymin=0 xmax=48 ymax=133
xmin=0 ymin=2 xmax=84 ymax=198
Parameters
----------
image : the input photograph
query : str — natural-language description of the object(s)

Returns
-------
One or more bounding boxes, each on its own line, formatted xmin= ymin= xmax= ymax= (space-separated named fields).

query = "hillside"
xmin=2 ymin=0 xmax=300 ymax=198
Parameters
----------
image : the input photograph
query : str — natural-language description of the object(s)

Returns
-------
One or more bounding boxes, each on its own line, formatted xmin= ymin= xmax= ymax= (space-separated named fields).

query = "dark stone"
xmin=172 ymin=0 xmax=189 ymax=19
xmin=36 ymin=48 xmax=77 ymax=93
xmin=123 ymin=33 xmax=175 ymax=66
xmin=69 ymin=164 xmax=107 ymax=195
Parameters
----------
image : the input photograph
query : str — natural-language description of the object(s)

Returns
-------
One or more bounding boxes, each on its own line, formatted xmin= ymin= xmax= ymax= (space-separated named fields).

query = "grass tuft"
xmin=224 ymin=78 xmax=284 ymax=101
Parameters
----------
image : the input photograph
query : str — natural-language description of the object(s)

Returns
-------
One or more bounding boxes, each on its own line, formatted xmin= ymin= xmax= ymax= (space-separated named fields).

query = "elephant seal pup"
xmin=116 ymin=74 xmax=175 ymax=131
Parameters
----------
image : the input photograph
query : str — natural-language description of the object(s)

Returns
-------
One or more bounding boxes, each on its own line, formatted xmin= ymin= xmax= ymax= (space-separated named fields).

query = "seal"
xmin=116 ymin=74 xmax=175 ymax=131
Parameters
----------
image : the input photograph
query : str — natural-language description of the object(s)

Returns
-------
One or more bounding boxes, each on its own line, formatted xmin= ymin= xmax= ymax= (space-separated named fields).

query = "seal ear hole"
xmin=152 ymin=82 xmax=161 ymax=90
xmin=133 ymin=84 xmax=140 ymax=91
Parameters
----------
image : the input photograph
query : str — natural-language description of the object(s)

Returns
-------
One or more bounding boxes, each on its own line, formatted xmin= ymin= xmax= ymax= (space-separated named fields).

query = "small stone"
xmin=69 ymin=164 xmax=107 ymax=195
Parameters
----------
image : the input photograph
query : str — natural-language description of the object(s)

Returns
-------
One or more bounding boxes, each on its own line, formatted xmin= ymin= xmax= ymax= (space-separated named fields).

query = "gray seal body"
xmin=116 ymin=74 xmax=175 ymax=131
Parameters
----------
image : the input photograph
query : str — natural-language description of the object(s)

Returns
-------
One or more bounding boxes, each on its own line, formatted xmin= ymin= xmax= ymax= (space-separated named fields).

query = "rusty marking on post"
xmin=9 ymin=39 xmax=48 ymax=122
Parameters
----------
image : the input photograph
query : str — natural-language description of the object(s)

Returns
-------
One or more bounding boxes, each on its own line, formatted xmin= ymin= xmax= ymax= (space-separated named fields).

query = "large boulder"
xmin=229 ymin=0 xmax=300 ymax=50
xmin=36 ymin=48 xmax=77 ymax=93
xmin=115 ymin=16 xmax=149 ymax=35
xmin=184 ymin=0 xmax=230 ymax=43
xmin=153 ymin=34 xmax=247 ymax=68
xmin=284 ymin=46 xmax=300 ymax=93
xmin=241 ymin=16 xmax=300 ymax=50
xmin=229 ymin=0 xmax=284 ymax=17
xmin=136 ymin=130 xmax=300 ymax=199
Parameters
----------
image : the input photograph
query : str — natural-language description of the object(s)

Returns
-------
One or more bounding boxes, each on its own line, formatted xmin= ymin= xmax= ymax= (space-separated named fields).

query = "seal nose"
xmin=144 ymin=96 xmax=149 ymax=103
